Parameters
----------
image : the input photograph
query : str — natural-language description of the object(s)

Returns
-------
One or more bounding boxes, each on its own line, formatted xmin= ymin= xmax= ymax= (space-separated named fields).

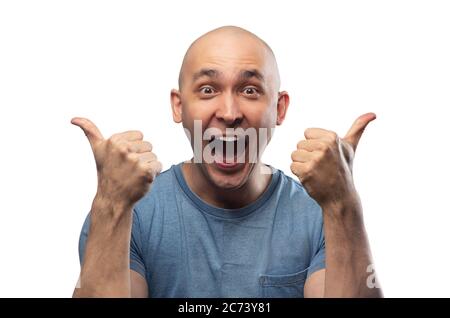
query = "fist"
xmin=71 ymin=117 xmax=162 ymax=208
xmin=290 ymin=113 xmax=376 ymax=206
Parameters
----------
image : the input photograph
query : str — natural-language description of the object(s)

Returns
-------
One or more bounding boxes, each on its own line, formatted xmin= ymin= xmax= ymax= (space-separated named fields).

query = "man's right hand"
xmin=71 ymin=117 xmax=162 ymax=211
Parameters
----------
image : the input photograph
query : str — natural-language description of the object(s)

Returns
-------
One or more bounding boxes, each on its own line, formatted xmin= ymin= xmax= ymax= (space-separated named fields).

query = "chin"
xmin=202 ymin=161 xmax=254 ymax=191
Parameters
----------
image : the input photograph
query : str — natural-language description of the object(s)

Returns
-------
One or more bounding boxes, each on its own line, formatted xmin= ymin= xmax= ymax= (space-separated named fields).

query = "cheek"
xmin=182 ymin=99 xmax=216 ymax=123
xmin=248 ymin=102 xmax=278 ymax=146
xmin=245 ymin=103 xmax=277 ymax=129
xmin=180 ymin=101 xmax=214 ymax=147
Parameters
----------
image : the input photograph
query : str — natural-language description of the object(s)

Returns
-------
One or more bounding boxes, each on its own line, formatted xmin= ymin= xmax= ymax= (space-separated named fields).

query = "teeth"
xmin=218 ymin=136 xmax=238 ymax=142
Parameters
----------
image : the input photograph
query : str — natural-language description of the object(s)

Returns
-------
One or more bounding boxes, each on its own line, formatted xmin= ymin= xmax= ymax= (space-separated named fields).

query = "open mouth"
xmin=207 ymin=134 xmax=249 ymax=168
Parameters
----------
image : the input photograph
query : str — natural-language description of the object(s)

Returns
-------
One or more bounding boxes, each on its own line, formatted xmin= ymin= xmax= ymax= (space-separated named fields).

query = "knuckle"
xmin=316 ymin=141 xmax=327 ymax=151
xmin=135 ymin=130 xmax=144 ymax=139
xmin=110 ymin=134 xmax=120 ymax=142
xmin=308 ymin=160 xmax=316 ymax=170
xmin=290 ymin=162 xmax=300 ymax=174
xmin=145 ymin=152 xmax=156 ymax=162
xmin=153 ymin=161 xmax=163 ymax=174
xmin=310 ymin=157 xmax=320 ymax=167
xmin=157 ymin=162 xmax=163 ymax=173
xmin=291 ymin=150 xmax=298 ymax=161
xmin=127 ymin=153 xmax=139 ymax=164
xmin=304 ymin=128 xmax=312 ymax=136
xmin=145 ymin=165 xmax=160 ymax=182
xmin=144 ymin=141 xmax=153 ymax=150
xmin=325 ymin=142 xmax=335 ymax=153
xmin=327 ymin=131 xmax=338 ymax=142
xmin=319 ymin=149 xmax=327 ymax=159
xmin=117 ymin=143 xmax=128 ymax=155
xmin=290 ymin=162 xmax=297 ymax=172
xmin=138 ymin=161 xmax=148 ymax=172
xmin=106 ymin=139 xmax=122 ymax=153
xmin=140 ymin=171 xmax=153 ymax=183
xmin=105 ymin=138 xmax=114 ymax=148
xmin=137 ymin=157 xmax=146 ymax=166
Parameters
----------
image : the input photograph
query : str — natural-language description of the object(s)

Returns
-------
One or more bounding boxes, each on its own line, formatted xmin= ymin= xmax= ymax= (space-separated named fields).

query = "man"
xmin=72 ymin=26 xmax=382 ymax=298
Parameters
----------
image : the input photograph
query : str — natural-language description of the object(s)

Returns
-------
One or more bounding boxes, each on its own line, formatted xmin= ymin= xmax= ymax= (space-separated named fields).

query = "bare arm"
xmin=320 ymin=195 xmax=382 ymax=297
xmin=304 ymin=196 xmax=382 ymax=297
xmin=74 ymin=197 xmax=151 ymax=297
xmin=73 ymin=197 xmax=133 ymax=297
xmin=71 ymin=117 xmax=161 ymax=298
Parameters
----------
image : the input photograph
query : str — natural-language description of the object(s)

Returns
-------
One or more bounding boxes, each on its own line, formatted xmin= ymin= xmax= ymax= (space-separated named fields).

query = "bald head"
xmin=178 ymin=26 xmax=280 ymax=92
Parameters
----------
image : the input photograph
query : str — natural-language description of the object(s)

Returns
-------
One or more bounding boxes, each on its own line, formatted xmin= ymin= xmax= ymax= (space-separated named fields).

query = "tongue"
xmin=224 ymin=152 xmax=236 ymax=164
xmin=213 ymin=147 xmax=235 ymax=164
xmin=209 ymin=138 xmax=246 ymax=164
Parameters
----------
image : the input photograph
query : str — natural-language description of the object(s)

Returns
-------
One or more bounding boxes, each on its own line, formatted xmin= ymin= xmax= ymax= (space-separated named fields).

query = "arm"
xmin=74 ymin=197 xmax=150 ymax=297
xmin=71 ymin=117 xmax=161 ymax=297
xmin=321 ymin=195 xmax=381 ymax=297
xmin=304 ymin=197 xmax=381 ymax=298
xmin=292 ymin=113 xmax=382 ymax=298
xmin=73 ymin=197 xmax=133 ymax=297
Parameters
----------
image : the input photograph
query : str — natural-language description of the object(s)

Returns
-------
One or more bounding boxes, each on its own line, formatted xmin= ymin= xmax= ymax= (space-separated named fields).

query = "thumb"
xmin=343 ymin=112 xmax=376 ymax=150
xmin=71 ymin=117 xmax=104 ymax=149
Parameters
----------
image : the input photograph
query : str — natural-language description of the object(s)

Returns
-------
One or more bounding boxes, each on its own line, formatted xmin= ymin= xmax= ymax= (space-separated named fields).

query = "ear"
xmin=276 ymin=91 xmax=290 ymax=125
xmin=170 ymin=89 xmax=183 ymax=123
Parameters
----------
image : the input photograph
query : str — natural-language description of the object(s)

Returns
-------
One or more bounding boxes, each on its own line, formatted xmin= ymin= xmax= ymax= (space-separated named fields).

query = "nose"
xmin=215 ymin=92 xmax=243 ymax=127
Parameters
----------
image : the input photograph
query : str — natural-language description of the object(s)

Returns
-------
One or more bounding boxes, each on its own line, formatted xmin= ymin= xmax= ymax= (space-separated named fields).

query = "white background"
xmin=0 ymin=0 xmax=449 ymax=297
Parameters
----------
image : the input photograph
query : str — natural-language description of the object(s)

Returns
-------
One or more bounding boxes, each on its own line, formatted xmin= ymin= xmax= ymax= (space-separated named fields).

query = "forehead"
xmin=184 ymin=34 xmax=275 ymax=81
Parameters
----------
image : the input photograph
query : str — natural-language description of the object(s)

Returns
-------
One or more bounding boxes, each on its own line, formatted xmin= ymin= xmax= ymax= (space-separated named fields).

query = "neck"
xmin=181 ymin=160 xmax=272 ymax=209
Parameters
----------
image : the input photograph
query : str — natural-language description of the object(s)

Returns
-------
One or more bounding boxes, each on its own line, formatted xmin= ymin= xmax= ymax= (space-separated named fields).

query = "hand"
xmin=290 ymin=113 xmax=376 ymax=207
xmin=71 ymin=117 xmax=162 ymax=209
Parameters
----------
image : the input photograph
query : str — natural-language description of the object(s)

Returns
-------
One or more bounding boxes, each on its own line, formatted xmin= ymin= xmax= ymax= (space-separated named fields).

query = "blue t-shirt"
xmin=79 ymin=163 xmax=325 ymax=298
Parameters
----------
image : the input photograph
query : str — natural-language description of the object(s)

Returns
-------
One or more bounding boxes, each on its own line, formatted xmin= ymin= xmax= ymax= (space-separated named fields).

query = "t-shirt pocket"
xmin=259 ymin=267 xmax=308 ymax=298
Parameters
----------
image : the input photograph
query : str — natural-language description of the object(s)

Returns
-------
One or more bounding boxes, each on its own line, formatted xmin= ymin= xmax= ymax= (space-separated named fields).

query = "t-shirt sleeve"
xmin=78 ymin=212 xmax=90 ymax=265
xmin=307 ymin=220 xmax=326 ymax=277
xmin=77 ymin=209 xmax=147 ymax=279
xmin=129 ymin=208 xmax=146 ymax=278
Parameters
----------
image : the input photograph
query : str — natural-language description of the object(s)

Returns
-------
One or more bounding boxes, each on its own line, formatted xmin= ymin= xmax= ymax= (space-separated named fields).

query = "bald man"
xmin=72 ymin=26 xmax=382 ymax=298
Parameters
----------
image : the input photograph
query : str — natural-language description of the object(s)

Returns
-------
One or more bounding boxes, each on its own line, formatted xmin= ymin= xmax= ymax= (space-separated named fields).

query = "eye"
xmin=199 ymin=86 xmax=216 ymax=95
xmin=242 ymin=86 xmax=259 ymax=97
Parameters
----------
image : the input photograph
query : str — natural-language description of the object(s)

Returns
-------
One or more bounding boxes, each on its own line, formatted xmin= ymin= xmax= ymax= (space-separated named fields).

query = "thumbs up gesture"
xmin=290 ymin=113 xmax=376 ymax=207
xmin=71 ymin=117 xmax=162 ymax=210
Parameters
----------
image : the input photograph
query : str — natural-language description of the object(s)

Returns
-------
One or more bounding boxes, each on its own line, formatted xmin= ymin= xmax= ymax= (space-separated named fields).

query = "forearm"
xmin=322 ymin=194 xmax=382 ymax=298
xmin=73 ymin=195 xmax=133 ymax=298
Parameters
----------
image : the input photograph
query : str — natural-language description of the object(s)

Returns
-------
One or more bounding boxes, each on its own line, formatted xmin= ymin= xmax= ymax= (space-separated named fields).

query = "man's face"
xmin=172 ymin=31 xmax=288 ymax=190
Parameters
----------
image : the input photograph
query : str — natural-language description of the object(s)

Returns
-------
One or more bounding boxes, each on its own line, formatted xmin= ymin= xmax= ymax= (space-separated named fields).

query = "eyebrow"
xmin=192 ymin=68 xmax=221 ymax=83
xmin=239 ymin=69 xmax=265 ymax=82
xmin=191 ymin=68 xmax=265 ymax=83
